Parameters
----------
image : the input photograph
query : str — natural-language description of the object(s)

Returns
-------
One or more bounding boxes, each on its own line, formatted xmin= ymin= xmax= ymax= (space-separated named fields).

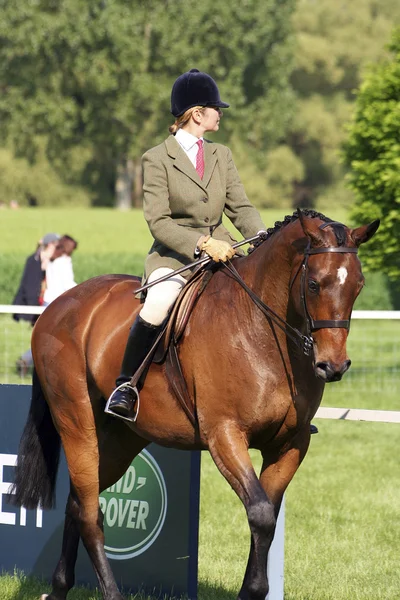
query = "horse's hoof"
xmin=40 ymin=595 xmax=49 ymax=599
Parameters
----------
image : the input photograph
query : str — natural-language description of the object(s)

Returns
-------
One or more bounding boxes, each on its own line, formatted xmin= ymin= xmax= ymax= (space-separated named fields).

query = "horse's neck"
xmin=237 ymin=232 xmax=292 ymax=301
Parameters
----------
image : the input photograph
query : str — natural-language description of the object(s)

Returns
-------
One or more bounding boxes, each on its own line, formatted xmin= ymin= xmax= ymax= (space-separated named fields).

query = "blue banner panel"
xmin=0 ymin=385 xmax=200 ymax=599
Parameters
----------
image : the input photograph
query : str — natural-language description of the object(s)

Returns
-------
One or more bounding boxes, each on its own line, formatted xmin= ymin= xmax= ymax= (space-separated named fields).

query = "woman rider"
xmin=107 ymin=68 xmax=267 ymax=421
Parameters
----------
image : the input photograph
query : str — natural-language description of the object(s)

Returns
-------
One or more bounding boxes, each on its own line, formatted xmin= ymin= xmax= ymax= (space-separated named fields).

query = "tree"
xmin=0 ymin=0 xmax=295 ymax=208
xmin=288 ymin=0 xmax=400 ymax=209
xmin=343 ymin=27 xmax=400 ymax=283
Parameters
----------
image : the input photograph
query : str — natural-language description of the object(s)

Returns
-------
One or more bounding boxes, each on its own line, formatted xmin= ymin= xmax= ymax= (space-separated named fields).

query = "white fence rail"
xmin=0 ymin=307 xmax=400 ymax=389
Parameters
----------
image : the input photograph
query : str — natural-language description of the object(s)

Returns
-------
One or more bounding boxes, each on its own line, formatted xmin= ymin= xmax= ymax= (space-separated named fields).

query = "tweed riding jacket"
xmin=143 ymin=135 xmax=265 ymax=279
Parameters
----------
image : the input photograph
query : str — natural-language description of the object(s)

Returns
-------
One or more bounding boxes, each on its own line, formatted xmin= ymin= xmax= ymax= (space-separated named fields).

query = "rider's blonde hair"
xmin=169 ymin=106 xmax=206 ymax=134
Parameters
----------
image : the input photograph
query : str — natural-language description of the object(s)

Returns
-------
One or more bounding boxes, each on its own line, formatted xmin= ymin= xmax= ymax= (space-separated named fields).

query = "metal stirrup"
xmin=104 ymin=382 xmax=140 ymax=423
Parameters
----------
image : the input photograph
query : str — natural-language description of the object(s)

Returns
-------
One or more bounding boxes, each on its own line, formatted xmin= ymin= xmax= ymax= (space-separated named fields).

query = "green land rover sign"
xmin=100 ymin=449 xmax=168 ymax=560
xmin=0 ymin=386 xmax=200 ymax=598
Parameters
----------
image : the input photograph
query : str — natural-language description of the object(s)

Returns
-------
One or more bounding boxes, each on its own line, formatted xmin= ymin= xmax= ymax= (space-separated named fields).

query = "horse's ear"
xmin=296 ymin=208 xmax=324 ymax=246
xmin=350 ymin=219 xmax=380 ymax=247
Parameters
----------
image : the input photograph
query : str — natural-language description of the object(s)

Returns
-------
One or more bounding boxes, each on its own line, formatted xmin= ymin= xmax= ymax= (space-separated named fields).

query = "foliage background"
xmin=343 ymin=27 xmax=400 ymax=290
xmin=0 ymin=0 xmax=295 ymax=208
xmin=1 ymin=0 xmax=399 ymax=212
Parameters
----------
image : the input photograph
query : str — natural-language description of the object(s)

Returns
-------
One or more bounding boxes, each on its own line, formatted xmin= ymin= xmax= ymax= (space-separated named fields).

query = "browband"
xmin=306 ymin=247 xmax=358 ymax=255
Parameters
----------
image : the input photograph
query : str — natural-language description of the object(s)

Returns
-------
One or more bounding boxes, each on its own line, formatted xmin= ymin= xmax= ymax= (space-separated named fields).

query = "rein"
xmin=223 ymin=225 xmax=359 ymax=357
xmin=222 ymin=260 xmax=314 ymax=355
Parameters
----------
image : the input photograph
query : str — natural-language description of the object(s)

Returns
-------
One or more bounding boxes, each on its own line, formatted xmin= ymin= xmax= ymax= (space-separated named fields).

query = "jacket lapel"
xmin=165 ymin=136 xmax=203 ymax=187
xmin=165 ymin=136 xmax=218 ymax=190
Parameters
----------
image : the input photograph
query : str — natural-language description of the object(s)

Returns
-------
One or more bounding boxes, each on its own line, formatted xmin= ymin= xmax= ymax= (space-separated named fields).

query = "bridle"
xmin=222 ymin=222 xmax=359 ymax=357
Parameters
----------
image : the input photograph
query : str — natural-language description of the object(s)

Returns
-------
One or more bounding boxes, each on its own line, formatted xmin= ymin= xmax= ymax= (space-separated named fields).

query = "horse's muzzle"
xmin=314 ymin=359 xmax=351 ymax=382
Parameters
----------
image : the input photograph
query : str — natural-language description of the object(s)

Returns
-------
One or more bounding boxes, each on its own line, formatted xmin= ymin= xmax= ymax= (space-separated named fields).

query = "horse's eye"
xmin=308 ymin=279 xmax=320 ymax=294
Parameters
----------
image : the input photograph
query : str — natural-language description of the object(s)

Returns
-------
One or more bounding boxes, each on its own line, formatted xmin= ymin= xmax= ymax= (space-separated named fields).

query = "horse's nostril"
xmin=342 ymin=359 xmax=351 ymax=374
xmin=315 ymin=360 xmax=351 ymax=382
xmin=314 ymin=362 xmax=334 ymax=381
xmin=315 ymin=362 xmax=331 ymax=373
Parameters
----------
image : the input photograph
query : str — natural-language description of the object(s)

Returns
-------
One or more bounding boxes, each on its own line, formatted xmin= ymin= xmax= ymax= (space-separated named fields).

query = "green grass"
xmin=322 ymin=319 xmax=400 ymax=411
xmin=284 ymin=420 xmax=400 ymax=600
xmin=0 ymin=570 xmax=178 ymax=599
xmin=0 ymin=206 xmax=350 ymax=303
xmin=199 ymin=426 xmax=400 ymax=600
xmin=0 ymin=206 xmax=388 ymax=309
xmin=0 ymin=207 xmax=349 ymax=256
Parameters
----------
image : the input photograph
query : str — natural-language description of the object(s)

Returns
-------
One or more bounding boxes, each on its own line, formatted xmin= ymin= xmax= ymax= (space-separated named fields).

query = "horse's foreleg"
xmin=208 ymin=424 xmax=275 ymax=600
xmin=254 ymin=431 xmax=311 ymax=596
xmin=259 ymin=432 xmax=310 ymax=517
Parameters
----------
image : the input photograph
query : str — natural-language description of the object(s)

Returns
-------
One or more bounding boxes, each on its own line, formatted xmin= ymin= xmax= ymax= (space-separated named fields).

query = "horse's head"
xmin=290 ymin=212 xmax=379 ymax=382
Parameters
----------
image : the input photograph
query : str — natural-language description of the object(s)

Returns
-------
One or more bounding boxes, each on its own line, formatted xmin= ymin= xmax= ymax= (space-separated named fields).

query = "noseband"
xmin=223 ymin=222 xmax=359 ymax=356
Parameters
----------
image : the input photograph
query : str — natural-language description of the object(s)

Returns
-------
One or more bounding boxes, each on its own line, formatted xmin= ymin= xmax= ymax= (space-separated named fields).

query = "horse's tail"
xmin=12 ymin=368 xmax=61 ymax=510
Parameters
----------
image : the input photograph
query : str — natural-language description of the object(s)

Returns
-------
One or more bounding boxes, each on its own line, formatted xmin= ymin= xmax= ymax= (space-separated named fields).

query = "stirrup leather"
xmin=104 ymin=382 xmax=140 ymax=423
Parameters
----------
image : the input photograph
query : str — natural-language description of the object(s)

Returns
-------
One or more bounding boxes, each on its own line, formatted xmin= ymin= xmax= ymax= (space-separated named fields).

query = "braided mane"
xmin=250 ymin=209 xmax=347 ymax=252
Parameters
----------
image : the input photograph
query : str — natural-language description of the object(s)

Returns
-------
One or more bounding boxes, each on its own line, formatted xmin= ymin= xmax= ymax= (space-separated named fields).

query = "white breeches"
xmin=139 ymin=267 xmax=186 ymax=326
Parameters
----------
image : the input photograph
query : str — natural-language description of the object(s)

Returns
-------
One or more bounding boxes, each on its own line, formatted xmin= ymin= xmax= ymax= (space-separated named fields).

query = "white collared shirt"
xmin=175 ymin=128 xmax=203 ymax=168
xmin=43 ymin=255 xmax=77 ymax=305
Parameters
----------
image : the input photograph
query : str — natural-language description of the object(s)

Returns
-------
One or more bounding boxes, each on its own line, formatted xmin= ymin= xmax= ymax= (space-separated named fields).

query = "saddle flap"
xmin=153 ymin=267 xmax=213 ymax=364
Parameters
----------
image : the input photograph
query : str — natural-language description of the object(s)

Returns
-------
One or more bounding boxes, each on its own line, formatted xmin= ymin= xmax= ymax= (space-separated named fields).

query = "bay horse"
xmin=12 ymin=210 xmax=379 ymax=600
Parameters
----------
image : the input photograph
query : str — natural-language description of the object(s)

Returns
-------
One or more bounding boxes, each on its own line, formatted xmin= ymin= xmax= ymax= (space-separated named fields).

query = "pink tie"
xmin=196 ymin=139 xmax=205 ymax=179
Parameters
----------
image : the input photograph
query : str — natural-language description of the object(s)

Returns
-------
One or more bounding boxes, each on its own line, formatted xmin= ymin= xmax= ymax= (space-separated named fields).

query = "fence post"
xmin=266 ymin=495 xmax=285 ymax=600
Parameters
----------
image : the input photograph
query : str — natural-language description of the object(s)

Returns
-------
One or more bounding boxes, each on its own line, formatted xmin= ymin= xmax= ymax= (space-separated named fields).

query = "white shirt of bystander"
xmin=43 ymin=254 xmax=77 ymax=305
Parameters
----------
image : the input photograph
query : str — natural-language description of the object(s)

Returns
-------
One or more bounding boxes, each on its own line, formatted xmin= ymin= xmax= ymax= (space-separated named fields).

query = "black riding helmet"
xmin=170 ymin=68 xmax=230 ymax=117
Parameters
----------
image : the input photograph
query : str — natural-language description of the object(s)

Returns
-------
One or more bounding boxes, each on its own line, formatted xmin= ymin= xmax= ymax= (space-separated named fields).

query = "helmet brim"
xmin=172 ymin=100 xmax=230 ymax=118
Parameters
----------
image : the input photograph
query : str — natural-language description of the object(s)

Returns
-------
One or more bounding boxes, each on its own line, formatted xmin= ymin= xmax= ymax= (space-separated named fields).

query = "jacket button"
xmin=204 ymin=217 xmax=210 ymax=223
xmin=201 ymin=197 xmax=208 ymax=203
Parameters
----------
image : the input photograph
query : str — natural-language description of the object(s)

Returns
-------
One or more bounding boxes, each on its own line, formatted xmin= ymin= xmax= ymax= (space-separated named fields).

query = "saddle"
xmin=130 ymin=266 xmax=214 ymax=426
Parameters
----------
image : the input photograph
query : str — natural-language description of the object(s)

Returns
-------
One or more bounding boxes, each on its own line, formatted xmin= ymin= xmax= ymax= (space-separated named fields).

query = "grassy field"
xmin=0 ymin=206 xmax=347 ymax=300
xmin=0 ymin=206 xmax=391 ymax=308
xmin=0 ymin=206 xmax=350 ymax=255
xmin=0 ymin=207 xmax=399 ymax=599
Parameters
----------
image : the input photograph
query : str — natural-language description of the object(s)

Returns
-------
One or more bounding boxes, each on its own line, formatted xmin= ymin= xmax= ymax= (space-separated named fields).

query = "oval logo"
xmin=100 ymin=449 xmax=168 ymax=560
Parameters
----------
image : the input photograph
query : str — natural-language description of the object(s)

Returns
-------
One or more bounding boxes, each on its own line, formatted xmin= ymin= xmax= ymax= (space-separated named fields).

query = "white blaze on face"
xmin=337 ymin=266 xmax=348 ymax=285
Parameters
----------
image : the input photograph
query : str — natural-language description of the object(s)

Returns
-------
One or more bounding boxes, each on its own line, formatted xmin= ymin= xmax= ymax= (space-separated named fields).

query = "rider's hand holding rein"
xmin=199 ymin=236 xmax=235 ymax=262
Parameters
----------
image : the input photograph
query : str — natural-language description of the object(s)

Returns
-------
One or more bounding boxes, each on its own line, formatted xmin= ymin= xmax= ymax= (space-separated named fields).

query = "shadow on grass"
xmin=7 ymin=575 xmax=238 ymax=600
xmin=7 ymin=573 xmax=98 ymax=600
xmin=198 ymin=581 xmax=238 ymax=599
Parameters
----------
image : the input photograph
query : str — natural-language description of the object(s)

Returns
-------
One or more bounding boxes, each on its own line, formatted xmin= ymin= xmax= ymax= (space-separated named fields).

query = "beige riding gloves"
xmin=200 ymin=237 xmax=235 ymax=262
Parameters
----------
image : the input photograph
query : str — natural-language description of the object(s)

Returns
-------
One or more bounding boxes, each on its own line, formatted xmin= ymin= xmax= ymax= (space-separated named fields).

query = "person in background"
xmin=12 ymin=232 xmax=60 ymax=323
xmin=13 ymin=232 xmax=60 ymax=375
xmin=43 ymin=234 xmax=78 ymax=306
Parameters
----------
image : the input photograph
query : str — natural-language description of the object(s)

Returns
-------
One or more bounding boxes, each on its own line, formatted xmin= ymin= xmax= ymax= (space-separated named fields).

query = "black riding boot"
xmin=106 ymin=315 xmax=162 ymax=420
